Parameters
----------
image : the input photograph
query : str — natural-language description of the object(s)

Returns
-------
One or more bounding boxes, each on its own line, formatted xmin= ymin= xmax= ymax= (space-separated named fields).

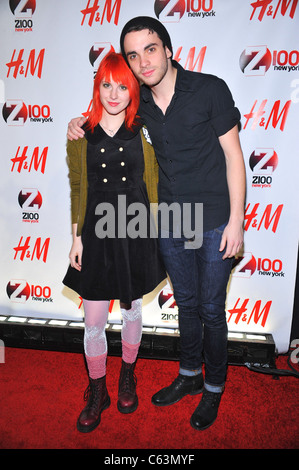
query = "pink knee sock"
xmin=122 ymin=339 xmax=140 ymax=364
xmin=85 ymin=352 xmax=107 ymax=379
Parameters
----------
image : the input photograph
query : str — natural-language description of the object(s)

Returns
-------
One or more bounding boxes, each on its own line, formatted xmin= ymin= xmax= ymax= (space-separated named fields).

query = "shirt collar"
xmin=173 ymin=60 xmax=196 ymax=92
xmin=83 ymin=120 xmax=142 ymax=144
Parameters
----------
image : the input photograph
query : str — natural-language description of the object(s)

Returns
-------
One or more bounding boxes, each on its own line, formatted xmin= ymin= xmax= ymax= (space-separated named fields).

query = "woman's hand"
xmin=69 ymin=224 xmax=83 ymax=271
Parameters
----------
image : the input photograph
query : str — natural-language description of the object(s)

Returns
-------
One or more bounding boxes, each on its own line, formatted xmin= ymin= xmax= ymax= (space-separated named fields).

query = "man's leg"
xmin=152 ymin=232 xmax=204 ymax=407
xmin=191 ymin=222 xmax=233 ymax=430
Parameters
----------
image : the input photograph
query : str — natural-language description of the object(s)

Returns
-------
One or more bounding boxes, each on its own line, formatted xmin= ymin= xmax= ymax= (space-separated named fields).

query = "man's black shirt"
xmin=139 ymin=60 xmax=241 ymax=233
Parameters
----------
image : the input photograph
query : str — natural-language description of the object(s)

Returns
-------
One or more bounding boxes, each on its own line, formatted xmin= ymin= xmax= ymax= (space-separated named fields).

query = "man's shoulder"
xmin=181 ymin=68 xmax=220 ymax=87
xmin=174 ymin=61 xmax=222 ymax=93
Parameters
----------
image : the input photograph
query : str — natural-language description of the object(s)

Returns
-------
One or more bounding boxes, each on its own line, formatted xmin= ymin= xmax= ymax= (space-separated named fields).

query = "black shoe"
xmin=151 ymin=373 xmax=204 ymax=407
xmin=190 ymin=388 xmax=222 ymax=431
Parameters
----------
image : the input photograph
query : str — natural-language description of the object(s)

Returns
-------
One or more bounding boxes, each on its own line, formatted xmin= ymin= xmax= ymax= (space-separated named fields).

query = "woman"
xmin=63 ymin=52 xmax=165 ymax=433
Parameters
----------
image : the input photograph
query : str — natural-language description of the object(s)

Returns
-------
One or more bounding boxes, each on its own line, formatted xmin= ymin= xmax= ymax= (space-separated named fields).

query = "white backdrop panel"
xmin=0 ymin=0 xmax=298 ymax=353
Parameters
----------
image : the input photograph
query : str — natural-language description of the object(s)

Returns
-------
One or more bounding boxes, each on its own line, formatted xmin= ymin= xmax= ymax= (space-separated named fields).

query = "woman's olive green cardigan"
xmin=66 ymin=129 xmax=159 ymax=236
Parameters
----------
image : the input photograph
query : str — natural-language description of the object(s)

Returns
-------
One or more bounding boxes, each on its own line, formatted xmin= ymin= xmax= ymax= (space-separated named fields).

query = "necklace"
xmin=100 ymin=123 xmax=120 ymax=137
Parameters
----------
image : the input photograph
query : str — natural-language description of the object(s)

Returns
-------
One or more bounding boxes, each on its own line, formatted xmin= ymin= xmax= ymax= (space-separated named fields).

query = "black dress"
xmin=63 ymin=123 xmax=165 ymax=304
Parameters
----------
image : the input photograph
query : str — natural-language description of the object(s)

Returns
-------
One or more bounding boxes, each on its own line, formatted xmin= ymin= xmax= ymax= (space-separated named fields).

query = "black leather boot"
xmin=190 ymin=388 xmax=222 ymax=430
xmin=77 ymin=376 xmax=110 ymax=433
xmin=117 ymin=360 xmax=138 ymax=414
xmin=151 ymin=373 xmax=204 ymax=406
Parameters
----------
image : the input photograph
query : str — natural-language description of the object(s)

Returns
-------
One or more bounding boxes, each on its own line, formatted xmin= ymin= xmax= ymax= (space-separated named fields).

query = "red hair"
xmin=85 ymin=52 xmax=140 ymax=132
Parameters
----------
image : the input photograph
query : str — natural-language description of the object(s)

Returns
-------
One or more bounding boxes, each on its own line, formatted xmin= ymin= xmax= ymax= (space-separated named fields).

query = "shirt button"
xmin=122 ymin=177 xmax=126 ymax=181
xmin=100 ymin=148 xmax=105 ymax=153
xmin=103 ymin=178 xmax=108 ymax=183
xmin=119 ymin=147 xmax=124 ymax=152
xmin=102 ymin=163 xmax=106 ymax=167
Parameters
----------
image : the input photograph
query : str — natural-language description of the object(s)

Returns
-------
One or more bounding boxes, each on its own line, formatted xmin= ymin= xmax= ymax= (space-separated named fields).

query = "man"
xmin=67 ymin=16 xmax=246 ymax=431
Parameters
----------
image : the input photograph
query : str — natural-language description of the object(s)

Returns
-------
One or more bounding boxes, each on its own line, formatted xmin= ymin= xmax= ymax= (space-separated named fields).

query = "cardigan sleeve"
xmin=141 ymin=130 xmax=159 ymax=204
xmin=66 ymin=138 xmax=83 ymax=225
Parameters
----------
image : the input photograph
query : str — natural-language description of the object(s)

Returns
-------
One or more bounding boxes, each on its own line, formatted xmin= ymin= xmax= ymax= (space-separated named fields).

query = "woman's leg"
xmin=118 ymin=298 xmax=143 ymax=413
xmin=120 ymin=297 xmax=143 ymax=363
xmin=77 ymin=299 xmax=110 ymax=433
xmin=83 ymin=299 xmax=110 ymax=378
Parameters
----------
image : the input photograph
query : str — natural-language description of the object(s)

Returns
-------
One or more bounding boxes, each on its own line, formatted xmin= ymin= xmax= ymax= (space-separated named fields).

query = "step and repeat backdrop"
xmin=0 ymin=0 xmax=298 ymax=353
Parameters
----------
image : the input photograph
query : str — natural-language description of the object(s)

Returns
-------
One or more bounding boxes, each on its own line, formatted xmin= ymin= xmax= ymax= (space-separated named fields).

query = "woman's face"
xmin=100 ymin=78 xmax=131 ymax=116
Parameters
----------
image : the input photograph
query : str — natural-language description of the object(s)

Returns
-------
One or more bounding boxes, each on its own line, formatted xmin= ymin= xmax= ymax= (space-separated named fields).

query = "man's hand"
xmin=219 ymin=220 xmax=244 ymax=260
xmin=67 ymin=116 xmax=87 ymax=141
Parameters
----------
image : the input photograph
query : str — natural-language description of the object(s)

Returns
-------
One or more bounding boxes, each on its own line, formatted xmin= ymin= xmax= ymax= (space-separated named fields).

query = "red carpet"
xmin=0 ymin=347 xmax=298 ymax=450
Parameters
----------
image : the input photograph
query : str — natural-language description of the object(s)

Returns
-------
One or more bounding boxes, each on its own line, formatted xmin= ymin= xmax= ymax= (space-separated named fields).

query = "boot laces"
xmin=121 ymin=367 xmax=137 ymax=393
xmin=202 ymin=390 xmax=221 ymax=408
xmin=83 ymin=384 xmax=92 ymax=402
xmin=83 ymin=380 xmax=102 ymax=410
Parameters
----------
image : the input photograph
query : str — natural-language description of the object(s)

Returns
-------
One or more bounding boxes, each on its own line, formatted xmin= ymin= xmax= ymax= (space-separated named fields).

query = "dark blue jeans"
xmin=158 ymin=223 xmax=233 ymax=390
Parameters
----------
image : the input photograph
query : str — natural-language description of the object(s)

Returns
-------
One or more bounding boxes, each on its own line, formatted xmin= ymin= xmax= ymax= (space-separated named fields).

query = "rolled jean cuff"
xmin=204 ymin=381 xmax=225 ymax=393
xmin=179 ymin=367 xmax=202 ymax=377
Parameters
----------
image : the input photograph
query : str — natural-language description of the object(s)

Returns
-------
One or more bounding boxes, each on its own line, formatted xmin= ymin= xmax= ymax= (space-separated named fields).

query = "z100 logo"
xmin=89 ymin=43 xmax=115 ymax=76
xmin=6 ymin=280 xmax=52 ymax=303
xmin=233 ymin=253 xmax=284 ymax=278
xmin=158 ymin=285 xmax=178 ymax=322
xmin=10 ymin=0 xmax=36 ymax=32
xmin=154 ymin=0 xmax=215 ymax=21
xmin=2 ymin=100 xmax=53 ymax=125
xmin=249 ymin=148 xmax=278 ymax=188
xmin=240 ymin=46 xmax=299 ymax=75
xmin=18 ymin=188 xmax=42 ymax=223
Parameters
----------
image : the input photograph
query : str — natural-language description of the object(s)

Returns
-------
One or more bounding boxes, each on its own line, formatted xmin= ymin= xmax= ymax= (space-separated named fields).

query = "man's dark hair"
xmin=120 ymin=16 xmax=173 ymax=62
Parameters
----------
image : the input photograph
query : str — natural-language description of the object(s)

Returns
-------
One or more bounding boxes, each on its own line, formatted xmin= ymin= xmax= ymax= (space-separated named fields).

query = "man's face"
xmin=123 ymin=29 xmax=172 ymax=87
